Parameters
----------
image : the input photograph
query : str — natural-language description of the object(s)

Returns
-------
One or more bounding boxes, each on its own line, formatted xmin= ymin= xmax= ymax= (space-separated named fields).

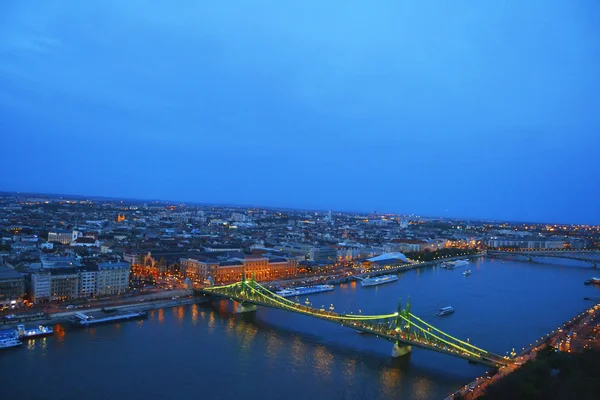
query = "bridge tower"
xmin=236 ymin=268 xmax=257 ymax=313
xmin=392 ymin=297 xmax=412 ymax=358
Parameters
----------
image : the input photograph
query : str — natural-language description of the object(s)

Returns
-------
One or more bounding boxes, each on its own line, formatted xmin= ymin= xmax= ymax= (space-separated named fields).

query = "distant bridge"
xmin=487 ymin=250 xmax=600 ymax=268
xmin=198 ymin=274 xmax=512 ymax=368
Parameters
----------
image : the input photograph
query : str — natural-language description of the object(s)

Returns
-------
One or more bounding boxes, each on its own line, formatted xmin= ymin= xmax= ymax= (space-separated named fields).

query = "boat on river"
xmin=360 ymin=275 xmax=398 ymax=287
xmin=436 ymin=306 xmax=455 ymax=316
xmin=275 ymin=285 xmax=334 ymax=298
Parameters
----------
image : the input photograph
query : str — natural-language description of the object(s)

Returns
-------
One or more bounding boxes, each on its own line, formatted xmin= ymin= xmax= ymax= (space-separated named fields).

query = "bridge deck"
xmin=198 ymin=284 xmax=510 ymax=368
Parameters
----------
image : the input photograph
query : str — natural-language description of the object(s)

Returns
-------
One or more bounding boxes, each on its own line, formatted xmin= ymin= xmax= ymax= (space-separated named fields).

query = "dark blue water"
xmin=2 ymin=257 xmax=599 ymax=400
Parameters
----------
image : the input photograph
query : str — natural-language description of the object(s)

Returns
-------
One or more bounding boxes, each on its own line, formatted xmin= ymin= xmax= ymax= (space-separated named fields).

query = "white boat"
xmin=436 ymin=306 xmax=454 ymax=316
xmin=275 ymin=285 xmax=334 ymax=298
xmin=275 ymin=289 xmax=297 ymax=297
xmin=360 ymin=275 xmax=399 ymax=287
xmin=463 ymin=270 xmax=471 ymax=276
xmin=441 ymin=259 xmax=469 ymax=269
xmin=17 ymin=324 xmax=54 ymax=339
xmin=0 ymin=337 xmax=23 ymax=349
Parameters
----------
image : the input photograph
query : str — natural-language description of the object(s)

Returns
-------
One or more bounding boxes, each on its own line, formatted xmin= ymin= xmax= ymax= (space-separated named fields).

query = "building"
xmin=181 ymin=257 xmax=219 ymax=284
xmin=31 ymin=272 xmax=52 ymax=303
xmin=31 ymin=261 xmax=130 ymax=302
xmin=362 ymin=252 xmax=408 ymax=270
xmin=204 ymin=245 xmax=243 ymax=252
xmin=41 ymin=254 xmax=81 ymax=269
xmin=70 ymin=237 xmax=99 ymax=247
xmin=40 ymin=242 xmax=54 ymax=250
xmin=0 ymin=267 xmax=25 ymax=306
xmin=77 ymin=269 xmax=97 ymax=298
xmin=49 ymin=270 xmax=78 ymax=301
xmin=47 ymin=230 xmax=73 ymax=245
xmin=96 ymin=262 xmax=130 ymax=296
xmin=486 ymin=237 xmax=565 ymax=250
xmin=309 ymin=246 xmax=338 ymax=263
xmin=389 ymin=239 xmax=426 ymax=253
xmin=187 ymin=255 xmax=299 ymax=285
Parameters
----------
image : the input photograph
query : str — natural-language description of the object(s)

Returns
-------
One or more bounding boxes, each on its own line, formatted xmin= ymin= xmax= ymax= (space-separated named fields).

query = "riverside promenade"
xmin=446 ymin=302 xmax=600 ymax=399
xmin=1 ymin=289 xmax=207 ymax=329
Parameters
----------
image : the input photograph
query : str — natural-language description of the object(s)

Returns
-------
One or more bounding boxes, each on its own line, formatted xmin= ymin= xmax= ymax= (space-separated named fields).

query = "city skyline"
xmin=2 ymin=1 xmax=600 ymax=224
xmin=2 ymin=189 xmax=599 ymax=227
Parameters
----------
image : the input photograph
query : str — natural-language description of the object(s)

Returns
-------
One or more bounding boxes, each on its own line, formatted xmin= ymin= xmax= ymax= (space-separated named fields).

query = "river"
xmin=2 ymin=256 xmax=599 ymax=400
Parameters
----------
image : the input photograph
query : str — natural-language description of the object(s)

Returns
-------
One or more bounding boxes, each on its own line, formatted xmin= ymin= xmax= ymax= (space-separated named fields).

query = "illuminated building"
xmin=0 ymin=267 xmax=25 ymax=306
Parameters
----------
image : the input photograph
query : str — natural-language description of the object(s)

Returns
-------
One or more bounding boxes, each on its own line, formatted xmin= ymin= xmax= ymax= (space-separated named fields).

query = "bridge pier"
xmin=391 ymin=343 xmax=412 ymax=358
xmin=236 ymin=303 xmax=257 ymax=313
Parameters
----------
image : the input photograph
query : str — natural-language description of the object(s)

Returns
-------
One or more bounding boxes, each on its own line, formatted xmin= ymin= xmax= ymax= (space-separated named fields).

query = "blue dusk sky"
xmin=1 ymin=1 xmax=599 ymax=224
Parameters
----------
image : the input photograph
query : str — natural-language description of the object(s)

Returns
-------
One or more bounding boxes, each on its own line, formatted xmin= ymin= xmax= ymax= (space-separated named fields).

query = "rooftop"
xmin=0 ymin=267 xmax=23 ymax=280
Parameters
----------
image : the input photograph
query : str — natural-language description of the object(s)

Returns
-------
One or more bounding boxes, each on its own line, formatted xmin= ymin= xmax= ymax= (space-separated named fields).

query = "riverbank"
xmin=262 ymin=253 xmax=485 ymax=289
xmin=1 ymin=294 xmax=208 ymax=329
xmin=354 ymin=252 xmax=484 ymax=280
xmin=447 ymin=302 xmax=600 ymax=400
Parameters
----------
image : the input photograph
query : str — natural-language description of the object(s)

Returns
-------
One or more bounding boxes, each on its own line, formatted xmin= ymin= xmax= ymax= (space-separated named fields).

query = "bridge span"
xmin=487 ymin=250 xmax=599 ymax=267
xmin=198 ymin=274 xmax=512 ymax=369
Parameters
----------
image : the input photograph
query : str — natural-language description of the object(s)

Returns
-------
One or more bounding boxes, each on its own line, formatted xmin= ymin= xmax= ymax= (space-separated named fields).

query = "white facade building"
xmin=96 ymin=262 xmax=130 ymax=296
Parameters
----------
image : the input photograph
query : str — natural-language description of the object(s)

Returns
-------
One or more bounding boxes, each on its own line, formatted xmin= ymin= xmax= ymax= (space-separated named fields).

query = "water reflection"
xmin=412 ymin=377 xmax=434 ymax=400
xmin=191 ymin=305 xmax=199 ymax=325
xmin=208 ymin=312 xmax=216 ymax=333
xmin=290 ymin=336 xmax=306 ymax=368
xmin=313 ymin=345 xmax=334 ymax=380
xmin=226 ymin=315 xmax=235 ymax=333
xmin=157 ymin=309 xmax=164 ymax=324
xmin=176 ymin=306 xmax=184 ymax=322
xmin=219 ymin=300 xmax=231 ymax=315
xmin=379 ymin=366 xmax=402 ymax=398
xmin=54 ymin=324 xmax=66 ymax=343
xmin=265 ymin=331 xmax=283 ymax=367
xmin=342 ymin=357 xmax=357 ymax=383
xmin=238 ymin=321 xmax=258 ymax=351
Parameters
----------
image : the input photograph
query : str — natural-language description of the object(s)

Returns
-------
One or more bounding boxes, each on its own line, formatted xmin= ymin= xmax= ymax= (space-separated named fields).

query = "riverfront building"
xmin=362 ymin=252 xmax=408 ymax=270
xmin=30 ymin=261 xmax=130 ymax=303
xmin=0 ymin=267 xmax=25 ymax=306
xmin=182 ymin=255 xmax=299 ymax=285
xmin=96 ymin=262 xmax=130 ymax=296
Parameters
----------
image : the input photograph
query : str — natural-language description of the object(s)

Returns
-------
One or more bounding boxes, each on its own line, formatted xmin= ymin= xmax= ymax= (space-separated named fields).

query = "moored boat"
xmin=17 ymin=324 xmax=54 ymax=339
xmin=0 ymin=337 xmax=23 ymax=350
xmin=275 ymin=285 xmax=334 ymax=298
xmin=75 ymin=311 xmax=148 ymax=326
xmin=463 ymin=270 xmax=471 ymax=276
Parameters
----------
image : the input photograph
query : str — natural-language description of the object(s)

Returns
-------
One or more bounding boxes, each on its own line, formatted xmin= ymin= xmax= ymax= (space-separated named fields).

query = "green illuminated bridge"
xmin=199 ymin=275 xmax=513 ymax=368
